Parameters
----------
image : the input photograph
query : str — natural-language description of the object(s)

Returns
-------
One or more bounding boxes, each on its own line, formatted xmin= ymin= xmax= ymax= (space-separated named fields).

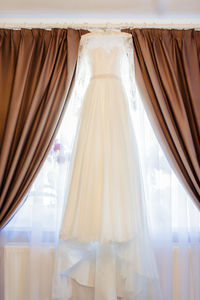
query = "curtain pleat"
xmin=123 ymin=28 xmax=200 ymax=208
xmin=0 ymin=28 xmax=87 ymax=228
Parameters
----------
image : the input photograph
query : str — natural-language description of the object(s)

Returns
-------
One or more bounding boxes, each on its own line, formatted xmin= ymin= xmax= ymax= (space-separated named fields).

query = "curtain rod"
xmin=1 ymin=22 xmax=200 ymax=30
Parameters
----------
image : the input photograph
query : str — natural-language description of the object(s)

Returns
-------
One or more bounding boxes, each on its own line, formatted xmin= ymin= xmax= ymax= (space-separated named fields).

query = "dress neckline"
xmin=81 ymin=31 xmax=131 ymax=39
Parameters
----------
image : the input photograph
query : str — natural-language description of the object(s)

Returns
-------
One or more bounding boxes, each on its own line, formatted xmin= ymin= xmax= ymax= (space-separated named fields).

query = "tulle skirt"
xmin=52 ymin=77 xmax=163 ymax=300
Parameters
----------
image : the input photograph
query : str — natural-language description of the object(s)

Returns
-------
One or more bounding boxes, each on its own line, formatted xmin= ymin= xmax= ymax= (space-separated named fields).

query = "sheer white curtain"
xmin=131 ymin=89 xmax=200 ymax=300
xmin=0 ymin=39 xmax=199 ymax=300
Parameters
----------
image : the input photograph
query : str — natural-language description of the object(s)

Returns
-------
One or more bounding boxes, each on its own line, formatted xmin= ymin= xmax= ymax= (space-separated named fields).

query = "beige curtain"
xmin=123 ymin=28 xmax=200 ymax=209
xmin=0 ymin=28 xmax=88 ymax=228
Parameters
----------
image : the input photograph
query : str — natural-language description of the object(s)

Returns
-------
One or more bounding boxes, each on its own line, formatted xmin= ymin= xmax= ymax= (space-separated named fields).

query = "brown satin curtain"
xmin=0 ymin=28 xmax=87 ymax=228
xmin=123 ymin=28 xmax=200 ymax=208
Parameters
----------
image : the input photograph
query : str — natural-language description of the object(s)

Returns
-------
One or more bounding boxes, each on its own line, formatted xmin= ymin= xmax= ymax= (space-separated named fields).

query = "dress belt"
xmin=91 ymin=74 xmax=120 ymax=80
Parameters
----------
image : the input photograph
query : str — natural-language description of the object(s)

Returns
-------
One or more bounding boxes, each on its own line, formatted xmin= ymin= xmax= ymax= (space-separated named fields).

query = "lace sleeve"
xmin=121 ymin=34 xmax=137 ymax=111
xmin=67 ymin=37 xmax=91 ymax=116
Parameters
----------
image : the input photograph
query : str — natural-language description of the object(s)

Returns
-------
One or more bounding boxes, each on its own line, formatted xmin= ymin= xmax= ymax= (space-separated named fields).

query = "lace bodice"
xmin=71 ymin=31 xmax=137 ymax=115
xmin=79 ymin=32 xmax=134 ymax=79
xmin=89 ymin=46 xmax=121 ymax=77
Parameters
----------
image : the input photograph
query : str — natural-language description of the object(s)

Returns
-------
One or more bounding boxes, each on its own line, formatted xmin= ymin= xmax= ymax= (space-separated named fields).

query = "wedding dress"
xmin=52 ymin=31 xmax=162 ymax=300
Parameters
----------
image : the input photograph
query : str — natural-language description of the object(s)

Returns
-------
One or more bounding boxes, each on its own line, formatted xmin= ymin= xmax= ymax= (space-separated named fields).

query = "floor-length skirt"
xmin=52 ymin=76 xmax=163 ymax=300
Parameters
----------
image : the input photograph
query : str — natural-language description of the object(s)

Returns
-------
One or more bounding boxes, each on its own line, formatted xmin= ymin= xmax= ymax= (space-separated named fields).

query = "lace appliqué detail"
xmin=78 ymin=32 xmax=137 ymax=109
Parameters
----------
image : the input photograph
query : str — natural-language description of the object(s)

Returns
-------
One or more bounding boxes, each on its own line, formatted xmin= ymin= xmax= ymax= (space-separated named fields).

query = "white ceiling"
xmin=1 ymin=0 xmax=200 ymax=14
xmin=0 ymin=0 xmax=199 ymax=25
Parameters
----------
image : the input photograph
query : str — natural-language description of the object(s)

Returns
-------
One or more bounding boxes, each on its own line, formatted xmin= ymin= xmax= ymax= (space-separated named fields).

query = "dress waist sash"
xmin=91 ymin=74 xmax=120 ymax=80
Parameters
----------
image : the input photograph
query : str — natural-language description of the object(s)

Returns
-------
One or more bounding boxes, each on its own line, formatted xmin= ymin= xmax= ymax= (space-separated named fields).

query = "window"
xmin=1 ymin=49 xmax=199 ymax=248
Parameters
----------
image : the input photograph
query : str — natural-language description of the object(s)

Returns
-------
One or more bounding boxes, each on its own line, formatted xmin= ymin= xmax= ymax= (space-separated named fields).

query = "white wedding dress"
xmin=52 ymin=32 xmax=162 ymax=300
